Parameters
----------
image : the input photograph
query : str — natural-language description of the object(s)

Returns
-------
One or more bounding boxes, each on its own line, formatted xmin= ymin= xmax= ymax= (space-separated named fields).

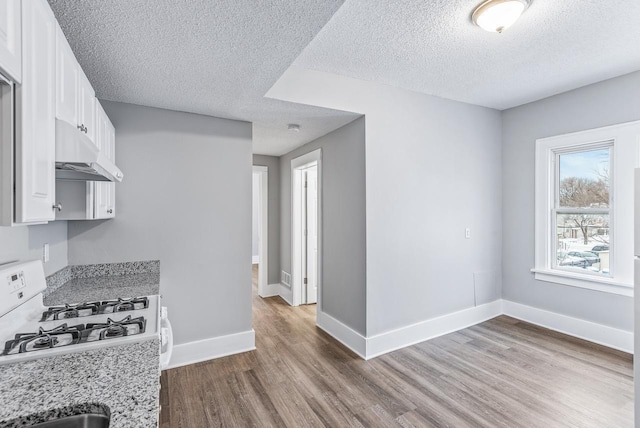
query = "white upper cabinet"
xmin=15 ymin=0 xmax=56 ymax=223
xmin=78 ymin=67 xmax=95 ymax=145
xmin=94 ymin=101 xmax=115 ymax=219
xmin=55 ymin=22 xmax=96 ymax=147
xmin=93 ymin=181 xmax=115 ymax=219
xmin=0 ymin=0 xmax=22 ymax=83
xmin=55 ymin=24 xmax=78 ymax=127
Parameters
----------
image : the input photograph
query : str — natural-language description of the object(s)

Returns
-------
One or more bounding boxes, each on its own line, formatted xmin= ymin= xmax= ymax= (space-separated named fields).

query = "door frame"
xmin=253 ymin=165 xmax=269 ymax=297
xmin=291 ymin=149 xmax=322 ymax=307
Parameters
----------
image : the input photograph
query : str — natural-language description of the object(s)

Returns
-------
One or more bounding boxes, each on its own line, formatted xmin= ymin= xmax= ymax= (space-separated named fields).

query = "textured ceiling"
xmin=294 ymin=0 xmax=640 ymax=110
xmin=48 ymin=0 xmax=640 ymax=155
xmin=47 ymin=0 xmax=358 ymax=156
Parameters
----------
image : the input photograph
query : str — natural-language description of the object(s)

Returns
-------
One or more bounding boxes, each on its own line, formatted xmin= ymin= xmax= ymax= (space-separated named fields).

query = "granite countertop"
xmin=0 ymin=340 xmax=160 ymax=428
xmin=0 ymin=261 xmax=162 ymax=428
xmin=44 ymin=272 xmax=160 ymax=306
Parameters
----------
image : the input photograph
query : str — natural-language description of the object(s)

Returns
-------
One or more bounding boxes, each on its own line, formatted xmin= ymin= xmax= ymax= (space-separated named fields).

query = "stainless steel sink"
xmin=30 ymin=413 xmax=110 ymax=428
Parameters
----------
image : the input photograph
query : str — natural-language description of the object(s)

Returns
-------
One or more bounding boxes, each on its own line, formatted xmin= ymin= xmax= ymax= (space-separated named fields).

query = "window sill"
xmin=530 ymin=268 xmax=633 ymax=297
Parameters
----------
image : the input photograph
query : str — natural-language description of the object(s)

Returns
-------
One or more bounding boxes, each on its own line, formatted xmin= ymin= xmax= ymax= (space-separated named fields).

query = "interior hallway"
xmin=159 ymin=266 xmax=633 ymax=427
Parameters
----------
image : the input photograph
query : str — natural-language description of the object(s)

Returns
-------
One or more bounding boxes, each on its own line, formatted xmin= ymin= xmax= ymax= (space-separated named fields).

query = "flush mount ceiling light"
xmin=472 ymin=0 xmax=530 ymax=33
xmin=287 ymin=124 xmax=301 ymax=132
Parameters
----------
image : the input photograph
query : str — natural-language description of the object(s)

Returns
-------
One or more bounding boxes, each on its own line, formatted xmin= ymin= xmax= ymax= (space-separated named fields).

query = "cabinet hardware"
xmin=52 ymin=203 xmax=62 ymax=211
xmin=107 ymin=209 xmax=113 ymax=214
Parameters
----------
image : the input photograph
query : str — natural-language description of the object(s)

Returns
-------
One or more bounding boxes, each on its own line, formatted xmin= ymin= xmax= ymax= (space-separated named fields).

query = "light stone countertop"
xmin=0 ymin=262 xmax=162 ymax=428
xmin=44 ymin=272 xmax=160 ymax=306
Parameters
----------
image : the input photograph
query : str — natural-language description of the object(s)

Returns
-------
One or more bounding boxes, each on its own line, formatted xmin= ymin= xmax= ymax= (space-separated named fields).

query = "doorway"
xmin=292 ymin=149 xmax=321 ymax=307
xmin=252 ymin=166 xmax=268 ymax=297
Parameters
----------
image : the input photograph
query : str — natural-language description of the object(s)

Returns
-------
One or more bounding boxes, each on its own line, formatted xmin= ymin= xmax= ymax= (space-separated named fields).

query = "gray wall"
xmin=67 ymin=101 xmax=253 ymax=345
xmin=0 ymin=222 xmax=67 ymax=276
xmin=252 ymin=155 xmax=280 ymax=285
xmin=280 ymin=117 xmax=367 ymax=335
xmin=502 ymin=71 xmax=640 ymax=331
xmin=265 ymin=69 xmax=503 ymax=338
xmin=364 ymin=88 xmax=503 ymax=337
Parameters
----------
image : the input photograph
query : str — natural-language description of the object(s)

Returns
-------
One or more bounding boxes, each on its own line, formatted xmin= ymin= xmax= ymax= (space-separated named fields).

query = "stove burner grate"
xmin=40 ymin=302 xmax=100 ymax=321
xmin=84 ymin=315 xmax=147 ymax=342
xmin=99 ymin=297 xmax=149 ymax=313
xmin=2 ymin=324 xmax=84 ymax=355
xmin=39 ymin=297 xmax=149 ymax=321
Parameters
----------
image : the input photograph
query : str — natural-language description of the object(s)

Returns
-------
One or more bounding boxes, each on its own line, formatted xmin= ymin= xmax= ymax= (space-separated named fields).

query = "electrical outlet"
xmin=465 ymin=228 xmax=471 ymax=239
xmin=43 ymin=243 xmax=50 ymax=263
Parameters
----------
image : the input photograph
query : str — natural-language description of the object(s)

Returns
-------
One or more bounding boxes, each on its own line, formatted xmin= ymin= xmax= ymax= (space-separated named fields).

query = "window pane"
xmin=556 ymin=213 xmax=610 ymax=274
xmin=558 ymin=148 xmax=610 ymax=208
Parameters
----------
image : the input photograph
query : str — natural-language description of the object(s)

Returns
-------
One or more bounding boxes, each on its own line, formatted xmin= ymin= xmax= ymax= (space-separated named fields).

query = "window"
xmin=534 ymin=121 xmax=640 ymax=296
xmin=554 ymin=146 xmax=611 ymax=275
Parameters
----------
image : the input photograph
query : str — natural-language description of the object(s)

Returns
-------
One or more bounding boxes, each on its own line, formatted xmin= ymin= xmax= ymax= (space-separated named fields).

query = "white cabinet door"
xmin=78 ymin=68 xmax=95 ymax=145
xmin=15 ymin=0 xmax=56 ymax=223
xmin=95 ymin=100 xmax=107 ymax=151
xmin=55 ymin=24 xmax=78 ymax=127
xmin=93 ymin=101 xmax=115 ymax=219
xmin=94 ymin=181 xmax=114 ymax=219
xmin=0 ymin=0 xmax=22 ymax=83
xmin=106 ymin=115 xmax=115 ymax=162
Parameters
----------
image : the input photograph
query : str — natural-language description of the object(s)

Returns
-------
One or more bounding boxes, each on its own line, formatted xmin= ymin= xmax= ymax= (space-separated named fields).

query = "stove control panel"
xmin=0 ymin=260 xmax=47 ymax=318
xmin=7 ymin=272 xmax=26 ymax=294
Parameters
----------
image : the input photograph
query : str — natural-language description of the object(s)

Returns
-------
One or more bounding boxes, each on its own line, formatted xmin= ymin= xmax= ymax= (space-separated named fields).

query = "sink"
xmin=30 ymin=413 xmax=110 ymax=428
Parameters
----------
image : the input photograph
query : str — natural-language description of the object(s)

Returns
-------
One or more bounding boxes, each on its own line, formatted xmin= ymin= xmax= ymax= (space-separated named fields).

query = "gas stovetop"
xmin=0 ymin=261 xmax=160 ymax=365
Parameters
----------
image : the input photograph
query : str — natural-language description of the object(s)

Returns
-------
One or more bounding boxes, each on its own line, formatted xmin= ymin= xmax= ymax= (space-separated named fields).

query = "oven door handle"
xmin=160 ymin=317 xmax=173 ymax=370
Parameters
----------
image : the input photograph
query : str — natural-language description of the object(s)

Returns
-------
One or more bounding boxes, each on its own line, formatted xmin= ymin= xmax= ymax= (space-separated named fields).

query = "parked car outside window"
xmin=567 ymin=251 xmax=600 ymax=265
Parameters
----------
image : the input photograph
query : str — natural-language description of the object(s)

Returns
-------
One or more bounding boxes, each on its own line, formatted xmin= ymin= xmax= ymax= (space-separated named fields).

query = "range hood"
xmin=55 ymin=119 xmax=123 ymax=182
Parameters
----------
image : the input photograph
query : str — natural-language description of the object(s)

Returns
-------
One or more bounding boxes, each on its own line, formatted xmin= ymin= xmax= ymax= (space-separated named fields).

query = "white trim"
xmin=314 ymin=299 xmax=632 ymax=360
xmin=165 ymin=329 xmax=256 ymax=370
xmin=291 ymin=149 xmax=322 ymax=308
xmin=534 ymin=120 xmax=640 ymax=295
xmin=259 ymin=283 xmax=280 ymax=298
xmin=278 ymin=283 xmax=293 ymax=306
xmin=502 ymin=300 xmax=633 ymax=354
xmin=317 ymin=310 xmax=367 ymax=359
xmin=253 ymin=166 xmax=269 ymax=298
xmin=531 ymin=268 xmax=633 ymax=297
xmin=251 ymin=255 xmax=260 ymax=264
xmin=366 ymin=300 xmax=503 ymax=359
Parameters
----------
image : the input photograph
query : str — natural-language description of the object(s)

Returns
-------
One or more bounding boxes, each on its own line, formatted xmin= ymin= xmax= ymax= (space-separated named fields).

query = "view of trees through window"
xmin=555 ymin=147 xmax=610 ymax=274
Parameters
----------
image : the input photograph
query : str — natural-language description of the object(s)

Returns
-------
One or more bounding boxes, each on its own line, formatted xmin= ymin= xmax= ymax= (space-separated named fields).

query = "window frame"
xmin=533 ymin=121 xmax=640 ymax=297
xmin=551 ymin=142 xmax=613 ymax=278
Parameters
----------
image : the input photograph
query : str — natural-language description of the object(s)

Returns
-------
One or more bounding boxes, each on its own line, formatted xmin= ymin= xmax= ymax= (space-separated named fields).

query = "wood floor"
xmin=159 ymin=265 xmax=633 ymax=427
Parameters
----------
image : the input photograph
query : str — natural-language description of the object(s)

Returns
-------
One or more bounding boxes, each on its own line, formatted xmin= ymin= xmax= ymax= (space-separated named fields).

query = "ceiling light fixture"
xmin=287 ymin=124 xmax=300 ymax=132
xmin=472 ymin=0 xmax=530 ymax=33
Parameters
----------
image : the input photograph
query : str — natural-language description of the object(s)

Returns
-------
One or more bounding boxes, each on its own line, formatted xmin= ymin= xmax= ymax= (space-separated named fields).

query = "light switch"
xmin=465 ymin=228 xmax=471 ymax=239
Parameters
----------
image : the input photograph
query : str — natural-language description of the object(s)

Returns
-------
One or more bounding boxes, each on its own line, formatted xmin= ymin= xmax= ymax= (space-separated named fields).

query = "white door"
xmin=55 ymin=24 xmax=78 ymax=126
xmin=303 ymin=166 xmax=318 ymax=304
xmin=0 ymin=0 xmax=22 ymax=82
xmin=15 ymin=0 xmax=56 ymax=223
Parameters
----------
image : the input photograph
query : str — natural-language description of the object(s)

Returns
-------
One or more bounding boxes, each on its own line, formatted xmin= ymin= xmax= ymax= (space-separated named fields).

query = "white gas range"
xmin=0 ymin=260 xmax=172 ymax=366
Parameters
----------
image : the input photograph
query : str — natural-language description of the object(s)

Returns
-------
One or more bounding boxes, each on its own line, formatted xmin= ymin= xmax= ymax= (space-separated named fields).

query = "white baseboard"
xmin=278 ymin=283 xmax=293 ymax=306
xmin=165 ymin=329 xmax=255 ymax=370
xmin=317 ymin=310 xmax=367 ymax=359
xmin=252 ymin=256 xmax=260 ymax=264
xmin=366 ymin=300 xmax=503 ymax=359
xmin=259 ymin=283 xmax=281 ymax=298
xmin=502 ymin=300 xmax=633 ymax=354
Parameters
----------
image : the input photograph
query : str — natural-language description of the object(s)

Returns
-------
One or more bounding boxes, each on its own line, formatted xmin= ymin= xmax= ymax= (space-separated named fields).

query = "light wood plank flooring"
xmin=159 ymin=265 xmax=633 ymax=427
